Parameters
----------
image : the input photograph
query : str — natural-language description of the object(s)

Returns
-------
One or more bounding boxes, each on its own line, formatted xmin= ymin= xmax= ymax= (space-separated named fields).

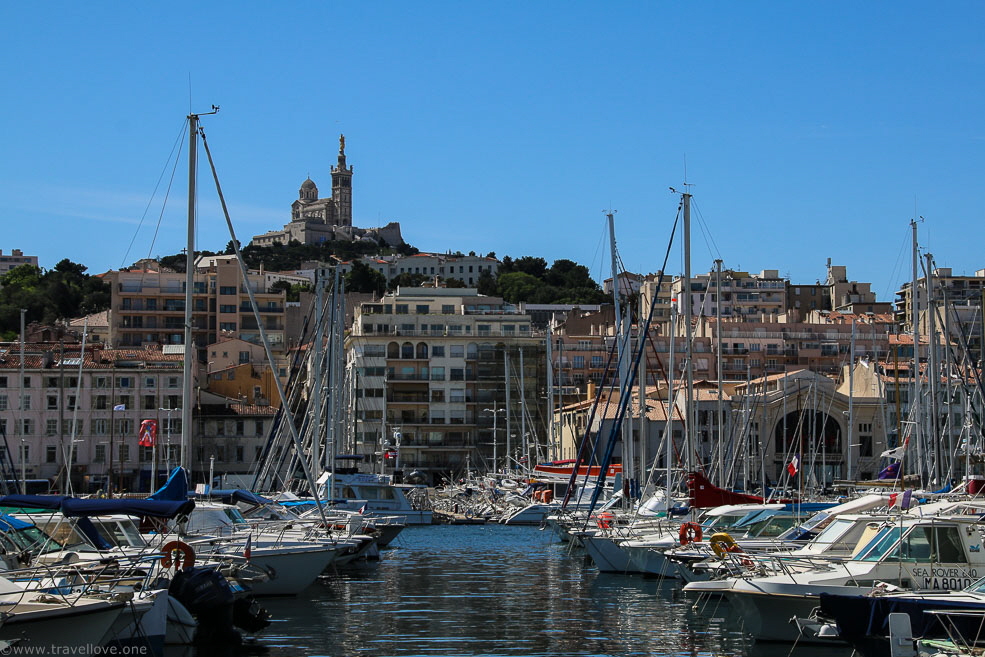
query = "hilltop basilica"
xmin=250 ymin=135 xmax=404 ymax=248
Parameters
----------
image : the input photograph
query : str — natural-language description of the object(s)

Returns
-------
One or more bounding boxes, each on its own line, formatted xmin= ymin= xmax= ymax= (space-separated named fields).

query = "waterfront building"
xmin=330 ymin=252 xmax=500 ymax=288
xmin=250 ymin=136 xmax=404 ymax=248
xmin=0 ymin=342 xmax=185 ymax=492
xmin=346 ymin=287 xmax=546 ymax=484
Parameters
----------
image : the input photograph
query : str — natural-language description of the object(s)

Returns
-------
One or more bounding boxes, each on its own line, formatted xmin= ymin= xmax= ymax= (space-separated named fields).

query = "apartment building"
xmin=0 ymin=249 xmax=39 ymax=278
xmin=330 ymin=253 xmax=500 ymax=288
xmin=346 ymin=287 xmax=546 ymax=483
xmin=895 ymin=267 xmax=985 ymax=366
xmin=103 ymin=255 xmax=289 ymax=361
xmin=0 ymin=342 xmax=185 ymax=493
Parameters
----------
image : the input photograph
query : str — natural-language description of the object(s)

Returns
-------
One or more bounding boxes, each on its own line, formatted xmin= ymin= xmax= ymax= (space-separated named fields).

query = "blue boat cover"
xmin=0 ymin=495 xmax=193 ymax=518
xmin=148 ymin=467 xmax=190 ymax=502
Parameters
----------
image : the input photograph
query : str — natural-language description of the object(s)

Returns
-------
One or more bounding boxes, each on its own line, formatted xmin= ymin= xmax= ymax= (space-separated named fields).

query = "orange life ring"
xmin=595 ymin=511 xmax=615 ymax=530
xmin=679 ymin=522 xmax=703 ymax=546
xmin=161 ymin=540 xmax=196 ymax=570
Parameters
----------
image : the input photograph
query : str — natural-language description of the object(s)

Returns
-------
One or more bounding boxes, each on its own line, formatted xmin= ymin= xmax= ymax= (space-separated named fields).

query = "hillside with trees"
xmin=0 ymin=260 xmax=111 ymax=340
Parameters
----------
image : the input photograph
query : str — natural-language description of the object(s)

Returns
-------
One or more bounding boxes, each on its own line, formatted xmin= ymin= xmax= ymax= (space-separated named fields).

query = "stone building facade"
xmin=250 ymin=136 xmax=404 ymax=248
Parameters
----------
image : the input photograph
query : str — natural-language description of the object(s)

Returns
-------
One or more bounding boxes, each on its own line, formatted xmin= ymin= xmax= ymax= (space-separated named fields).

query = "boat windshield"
xmin=744 ymin=515 xmax=802 ymax=538
xmin=223 ymin=507 xmax=248 ymax=525
xmin=6 ymin=526 xmax=63 ymax=556
xmin=858 ymin=526 xmax=903 ymax=562
xmin=806 ymin=518 xmax=859 ymax=551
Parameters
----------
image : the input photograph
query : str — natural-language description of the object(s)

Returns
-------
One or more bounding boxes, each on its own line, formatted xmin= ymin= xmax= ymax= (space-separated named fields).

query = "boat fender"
xmin=679 ymin=522 xmax=703 ymax=546
xmin=709 ymin=532 xmax=738 ymax=558
xmin=465 ymin=509 xmax=475 ymax=519
xmin=161 ymin=540 xmax=196 ymax=570
xmin=595 ymin=511 xmax=615 ymax=530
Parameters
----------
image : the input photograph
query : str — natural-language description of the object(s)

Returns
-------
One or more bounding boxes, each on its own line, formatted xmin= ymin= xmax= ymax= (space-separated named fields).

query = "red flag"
xmin=244 ymin=533 xmax=252 ymax=561
xmin=139 ymin=419 xmax=158 ymax=447
xmin=786 ymin=455 xmax=799 ymax=477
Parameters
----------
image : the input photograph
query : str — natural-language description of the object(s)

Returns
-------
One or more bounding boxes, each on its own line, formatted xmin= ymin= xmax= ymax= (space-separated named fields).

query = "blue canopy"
xmin=0 ymin=514 xmax=32 ymax=531
xmin=148 ymin=467 xmax=190 ymax=502
xmin=0 ymin=495 xmax=194 ymax=519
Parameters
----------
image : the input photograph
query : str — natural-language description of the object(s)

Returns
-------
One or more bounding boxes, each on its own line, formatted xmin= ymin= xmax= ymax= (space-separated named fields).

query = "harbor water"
xmin=216 ymin=524 xmax=853 ymax=656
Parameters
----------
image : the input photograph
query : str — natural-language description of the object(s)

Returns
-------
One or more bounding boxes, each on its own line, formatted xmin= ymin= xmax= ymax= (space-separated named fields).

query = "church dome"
xmin=301 ymin=178 xmax=317 ymax=190
xmin=299 ymin=177 xmax=318 ymax=201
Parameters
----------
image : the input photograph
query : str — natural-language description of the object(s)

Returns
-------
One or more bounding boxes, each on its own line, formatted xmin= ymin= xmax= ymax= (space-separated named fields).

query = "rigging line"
xmin=120 ymin=119 xmax=187 ymax=267
xmin=883 ymin=223 xmax=914 ymax=302
xmin=689 ymin=197 xmax=722 ymax=262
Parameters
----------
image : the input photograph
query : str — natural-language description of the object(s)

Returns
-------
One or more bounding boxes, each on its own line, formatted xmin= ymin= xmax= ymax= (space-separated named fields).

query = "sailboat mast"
xmin=847 ymin=320 xmax=855 ymax=481
xmin=311 ymin=269 xmax=326 ymax=479
xmin=925 ymin=252 xmax=940 ymax=483
xmin=714 ymin=258 xmax=724 ymax=484
xmin=181 ymin=113 xmax=198 ymax=475
xmin=682 ymin=193 xmax=694 ymax=476
xmin=910 ymin=219 xmax=922 ymax=482
xmin=607 ymin=212 xmax=633 ymax=497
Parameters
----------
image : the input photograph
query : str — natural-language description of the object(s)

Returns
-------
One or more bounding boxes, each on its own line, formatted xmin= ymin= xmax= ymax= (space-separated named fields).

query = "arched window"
xmin=416 ymin=342 xmax=428 ymax=359
xmin=387 ymin=342 xmax=400 ymax=359
xmin=466 ymin=342 xmax=478 ymax=359
xmin=401 ymin=342 xmax=414 ymax=359
xmin=774 ymin=410 xmax=841 ymax=454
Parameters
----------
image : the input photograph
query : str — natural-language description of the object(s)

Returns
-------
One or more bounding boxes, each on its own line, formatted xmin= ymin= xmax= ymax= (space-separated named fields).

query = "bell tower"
xmin=331 ymin=134 xmax=353 ymax=227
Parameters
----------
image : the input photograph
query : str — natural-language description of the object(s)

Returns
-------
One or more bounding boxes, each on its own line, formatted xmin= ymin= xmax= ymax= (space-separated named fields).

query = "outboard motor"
xmin=169 ymin=567 xmax=240 ymax=647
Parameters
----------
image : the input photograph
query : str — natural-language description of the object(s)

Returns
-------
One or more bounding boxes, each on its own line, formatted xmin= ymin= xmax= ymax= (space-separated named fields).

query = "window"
xmin=143 ymin=395 xmax=156 ymax=410
xmin=236 ymin=446 xmax=244 ymax=463
xmin=45 ymin=376 xmax=59 ymax=388
xmin=117 ymin=377 xmax=133 ymax=389
xmin=395 ymin=304 xmax=409 ymax=314
xmin=46 ymin=446 xmax=57 ymax=463
xmin=219 ymin=286 xmax=236 ymax=295
xmin=47 ymin=395 xmax=58 ymax=410
xmin=167 ymin=377 xmax=180 ymax=389
xmin=235 ymin=420 xmax=244 ymax=436
xmin=0 ymin=376 xmax=5 ymax=388
xmin=591 ymin=356 xmax=603 ymax=368
xmin=22 ymin=377 xmax=30 ymax=388
xmin=450 ymin=368 xmax=464 ymax=381
xmin=94 ymin=444 xmax=106 ymax=463
xmin=18 ymin=419 xmax=33 ymax=435
xmin=46 ymin=419 xmax=57 ymax=436
xmin=431 ymin=345 xmax=445 ymax=357
xmin=255 ymin=421 xmax=264 ymax=435
xmin=220 ymin=322 xmax=236 ymax=331
xmin=0 ymin=395 xmax=6 ymax=411
xmin=62 ymin=420 xmax=82 ymax=435
xmin=442 ymin=304 xmax=455 ymax=314
xmin=119 ymin=444 xmax=130 ymax=462
xmin=92 ymin=419 xmax=108 ymax=435
xmin=450 ymin=345 xmax=464 ymax=358
xmin=416 ymin=305 xmax=429 ymax=314
xmin=220 ymin=304 xmax=237 ymax=313
xmin=573 ymin=356 xmax=585 ymax=368
xmin=144 ymin=376 xmax=156 ymax=388
xmin=20 ymin=395 xmax=31 ymax=410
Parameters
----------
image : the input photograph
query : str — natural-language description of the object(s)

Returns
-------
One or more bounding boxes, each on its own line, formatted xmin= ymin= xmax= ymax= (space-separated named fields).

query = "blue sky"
xmin=2 ymin=3 xmax=982 ymax=301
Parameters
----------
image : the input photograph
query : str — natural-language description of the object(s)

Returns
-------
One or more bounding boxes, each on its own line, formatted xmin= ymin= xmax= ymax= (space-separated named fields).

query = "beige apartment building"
xmin=103 ymin=255 xmax=291 ymax=362
xmin=346 ymin=287 xmax=547 ymax=484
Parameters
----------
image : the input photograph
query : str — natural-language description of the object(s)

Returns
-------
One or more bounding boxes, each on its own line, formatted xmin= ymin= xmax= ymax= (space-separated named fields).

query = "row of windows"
xmin=0 ymin=376 xmax=182 ymax=390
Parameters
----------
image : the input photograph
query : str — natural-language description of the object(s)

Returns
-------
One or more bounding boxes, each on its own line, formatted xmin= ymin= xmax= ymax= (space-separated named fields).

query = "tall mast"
xmin=546 ymin=324 xmax=556 ymax=461
xmin=847 ymin=319 xmax=855 ymax=481
xmin=714 ymin=258 xmax=724 ymax=484
xmin=311 ymin=269 xmax=326 ymax=479
xmin=682 ymin=193 xmax=694 ymax=476
xmin=910 ymin=219 xmax=922 ymax=482
xmin=180 ymin=113 xmax=198 ymax=474
xmin=607 ymin=212 xmax=633 ymax=498
xmin=925 ymin=252 xmax=940 ymax=483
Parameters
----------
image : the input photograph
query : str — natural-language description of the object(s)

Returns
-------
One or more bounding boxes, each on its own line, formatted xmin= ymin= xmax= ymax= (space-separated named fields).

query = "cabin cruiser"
xmin=317 ymin=471 xmax=433 ymax=525
xmin=683 ymin=513 xmax=985 ymax=642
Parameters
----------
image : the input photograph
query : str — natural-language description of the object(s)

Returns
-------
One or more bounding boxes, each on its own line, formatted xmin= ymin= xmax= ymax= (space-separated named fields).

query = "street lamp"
xmin=482 ymin=407 xmax=506 ymax=474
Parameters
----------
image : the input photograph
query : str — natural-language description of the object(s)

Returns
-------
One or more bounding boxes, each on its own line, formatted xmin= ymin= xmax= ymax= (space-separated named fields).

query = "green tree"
xmin=497 ymin=272 xmax=543 ymax=303
xmin=345 ymin=261 xmax=387 ymax=295
xmin=388 ymin=273 xmax=428 ymax=291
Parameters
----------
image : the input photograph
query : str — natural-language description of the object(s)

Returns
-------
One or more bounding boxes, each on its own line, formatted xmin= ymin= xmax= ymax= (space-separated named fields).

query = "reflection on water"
xmin=225 ymin=525 xmax=852 ymax=656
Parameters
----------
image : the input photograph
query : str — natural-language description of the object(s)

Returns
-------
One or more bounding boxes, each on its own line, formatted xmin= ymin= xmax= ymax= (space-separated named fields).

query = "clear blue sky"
xmin=2 ymin=3 xmax=982 ymax=301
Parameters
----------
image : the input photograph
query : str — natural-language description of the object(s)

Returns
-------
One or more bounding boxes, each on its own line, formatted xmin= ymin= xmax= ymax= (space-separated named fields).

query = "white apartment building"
xmin=346 ymin=287 xmax=545 ymax=484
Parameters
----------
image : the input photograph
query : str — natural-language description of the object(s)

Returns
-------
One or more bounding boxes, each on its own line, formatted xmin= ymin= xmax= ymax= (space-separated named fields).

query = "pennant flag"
xmin=138 ymin=419 xmax=158 ymax=447
xmin=878 ymin=462 xmax=901 ymax=480
xmin=889 ymin=492 xmax=898 ymax=507
xmin=358 ymin=504 xmax=367 ymax=515
xmin=786 ymin=455 xmax=799 ymax=477
xmin=881 ymin=446 xmax=905 ymax=460
xmin=113 ymin=403 xmax=126 ymax=411
xmin=244 ymin=533 xmax=252 ymax=562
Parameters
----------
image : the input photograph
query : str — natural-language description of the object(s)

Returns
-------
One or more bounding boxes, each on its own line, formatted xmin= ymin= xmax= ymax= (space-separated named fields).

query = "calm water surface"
xmin=239 ymin=524 xmax=852 ymax=656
